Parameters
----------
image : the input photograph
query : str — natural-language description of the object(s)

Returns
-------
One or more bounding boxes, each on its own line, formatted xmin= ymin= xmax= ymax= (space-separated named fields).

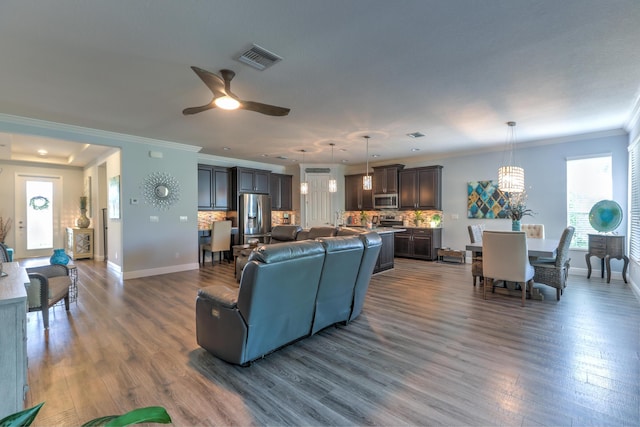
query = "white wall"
xmin=389 ymin=130 xmax=629 ymax=274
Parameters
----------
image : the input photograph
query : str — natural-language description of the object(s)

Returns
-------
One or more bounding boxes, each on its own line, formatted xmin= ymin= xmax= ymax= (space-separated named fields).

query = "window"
xmin=630 ymin=140 xmax=640 ymax=261
xmin=567 ymin=155 xmax=612 ymax=249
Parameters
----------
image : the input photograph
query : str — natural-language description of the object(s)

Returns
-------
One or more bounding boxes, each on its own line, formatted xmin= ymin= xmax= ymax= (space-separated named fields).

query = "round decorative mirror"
xmin=141 ymin=172 xmax=181 ymax=210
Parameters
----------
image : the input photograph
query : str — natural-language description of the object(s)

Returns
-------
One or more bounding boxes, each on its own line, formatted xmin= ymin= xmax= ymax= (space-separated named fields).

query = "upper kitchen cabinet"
xmin=399 ymin=165 xmax=442 ymax=210
xmin=198 ymin=164 xmax=230 ymax=211
xmin=270 ymin=173 xmax=292 ymax=211
xmin=345 ymin=173 xmax=374 ymax=211
xmin=231 ymin=167 xmax=271 ymax=209
xmin=373 ymin=164 xmax=404 ymax=194
xmin=232 ymin=167 xmax=270 ymax=194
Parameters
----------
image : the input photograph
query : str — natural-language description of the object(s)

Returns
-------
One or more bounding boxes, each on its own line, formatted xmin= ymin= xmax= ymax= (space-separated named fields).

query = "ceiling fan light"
xmin=214 ymin=96 xmax=241 ymax=110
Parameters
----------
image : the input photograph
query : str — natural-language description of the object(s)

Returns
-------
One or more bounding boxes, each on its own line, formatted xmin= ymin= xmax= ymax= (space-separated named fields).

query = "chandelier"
xmin=328 ymin=143 xmax=337 ymax=193
xmin=363 ymin=136 xmax=372 ymax=190
xmin=498 ymin=121 xmax=524 ymax=193
xmin=300 ymin=149 xmax=308 ymax=195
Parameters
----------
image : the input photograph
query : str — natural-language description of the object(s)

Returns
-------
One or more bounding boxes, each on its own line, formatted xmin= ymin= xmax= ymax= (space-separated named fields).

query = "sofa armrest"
xmin=198 ymin=285 xmax=239 ymax=309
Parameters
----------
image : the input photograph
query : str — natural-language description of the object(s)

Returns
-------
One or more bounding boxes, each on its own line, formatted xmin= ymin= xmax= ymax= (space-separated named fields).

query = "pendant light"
xmin=363 ymin=135 xmax=372 ymax=190
xmin=328 ymin=143 xmax=337 ymax=193
xmin=300 ymin=149 xmax=309 ymax=195
xmin=498 ymin=121 xmax=525 ymax=193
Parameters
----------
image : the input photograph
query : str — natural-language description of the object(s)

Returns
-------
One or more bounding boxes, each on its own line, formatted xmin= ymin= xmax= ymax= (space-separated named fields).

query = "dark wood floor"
xmin=20 ymin=257 xmax=640 ymax=426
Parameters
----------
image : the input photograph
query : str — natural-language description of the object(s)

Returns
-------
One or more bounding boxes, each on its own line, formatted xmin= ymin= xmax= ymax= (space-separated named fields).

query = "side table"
xmin=67 ymin=264 xmax=78 ymax=303
xmin=585 ymin=234 xmax=629 ymax=283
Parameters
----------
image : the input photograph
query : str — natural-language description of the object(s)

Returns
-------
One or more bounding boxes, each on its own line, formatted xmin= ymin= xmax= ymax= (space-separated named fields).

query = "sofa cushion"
xmin=296 ymin=226 xmax=338 ymax=240
xmin=270 ymin=225 xmax=303 ymax=243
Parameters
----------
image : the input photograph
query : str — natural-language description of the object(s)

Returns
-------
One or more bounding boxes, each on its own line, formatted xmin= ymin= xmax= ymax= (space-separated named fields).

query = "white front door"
xmin=14 ymin=174 xmax=64 ymax=258
xmin=305 ymin=173 xmax=334 ymax=227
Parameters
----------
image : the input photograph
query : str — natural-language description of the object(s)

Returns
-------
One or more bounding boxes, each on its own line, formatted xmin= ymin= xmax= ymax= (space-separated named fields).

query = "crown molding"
xmin=0 ymin=113 xmax=202 ymax=153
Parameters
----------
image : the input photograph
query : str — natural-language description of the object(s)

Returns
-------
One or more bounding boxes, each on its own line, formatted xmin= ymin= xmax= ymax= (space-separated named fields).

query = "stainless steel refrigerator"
xmin=238 ymin=193 xmax=272 ymax=244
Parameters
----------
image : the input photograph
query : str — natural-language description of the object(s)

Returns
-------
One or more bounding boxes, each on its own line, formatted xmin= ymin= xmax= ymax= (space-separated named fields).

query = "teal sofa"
xmin=196 ymin=232 xmax=382 ymax=365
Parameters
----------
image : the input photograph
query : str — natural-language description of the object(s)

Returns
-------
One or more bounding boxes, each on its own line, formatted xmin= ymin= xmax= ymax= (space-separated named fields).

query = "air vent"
xmin=407 ymin=132 xmax=425 ymax=138
xmin=306 ymin=168 xmax=331 ymax=173
xmin=236 ymin=44 xmax=283 ymax=71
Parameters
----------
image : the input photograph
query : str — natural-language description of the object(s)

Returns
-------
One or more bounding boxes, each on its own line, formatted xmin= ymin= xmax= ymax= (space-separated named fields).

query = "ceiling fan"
xmin=182 ymin=66 xmax=290 ymax=117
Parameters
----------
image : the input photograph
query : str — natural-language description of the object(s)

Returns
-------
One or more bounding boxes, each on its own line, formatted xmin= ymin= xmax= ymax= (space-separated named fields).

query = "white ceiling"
xmin=1 ymin=0 xmax=639 ymax=167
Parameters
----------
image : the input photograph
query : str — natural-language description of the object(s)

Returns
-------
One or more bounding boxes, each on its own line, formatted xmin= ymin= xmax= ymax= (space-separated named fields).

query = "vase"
xmin=76 ymin=208 xmax=91 ymax=228
xmin=50 ymin=248 xmax=70 ymax=265
xmin=511 ymin=219 xmax=521 ymax=231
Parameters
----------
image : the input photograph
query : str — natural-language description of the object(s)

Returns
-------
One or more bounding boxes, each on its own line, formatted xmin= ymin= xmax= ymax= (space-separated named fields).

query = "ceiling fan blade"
xmin=240 ymin=101 xmax=290 ymax=117
xmin=182 ymin=103 xmax=215 ymax=115
xmin=190 ymin=66 xmax=226 ymax=98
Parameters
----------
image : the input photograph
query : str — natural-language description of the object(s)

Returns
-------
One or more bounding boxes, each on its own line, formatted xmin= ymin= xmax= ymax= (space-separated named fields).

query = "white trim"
xmin=625 ymin=92 xmax=640 ymax=132
xmin=123 ymin=262 xmax=199 ymax=280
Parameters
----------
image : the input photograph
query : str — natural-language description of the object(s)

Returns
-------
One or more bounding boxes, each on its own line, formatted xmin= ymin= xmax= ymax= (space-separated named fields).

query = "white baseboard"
xmin=123 ymin=262 xmax=199 ymax=280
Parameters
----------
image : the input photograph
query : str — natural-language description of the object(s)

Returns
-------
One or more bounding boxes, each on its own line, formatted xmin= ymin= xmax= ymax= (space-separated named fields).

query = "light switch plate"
xmin=179 ymin=216 xmax=188 ymax=222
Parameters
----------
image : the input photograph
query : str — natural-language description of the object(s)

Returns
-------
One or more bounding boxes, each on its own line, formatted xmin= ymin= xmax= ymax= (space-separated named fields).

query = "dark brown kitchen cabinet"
xmin=373 ymin=232 xmax=395 ymax=273
xmin=394 ymin=227 xmax=442 ymax=260
xmin=373 ymin=164 xmax=403 ymax=194
xmin=270 ymin=173 xmax=292 ymax=211
xmin=399 ymin=165 xmax=442 ymax=210
xmin=198 ymin=164 xmax=230 ymax=211
xmin=344 ymin=173 xmax=373 ymax=211
xmin=234 ymin=167 xmax=270 ymax=194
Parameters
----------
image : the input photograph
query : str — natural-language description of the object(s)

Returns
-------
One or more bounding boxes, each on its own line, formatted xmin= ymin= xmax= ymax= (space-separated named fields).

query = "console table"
xmin=586 ymin=234 xmax=629 ymax=283
xmin=0 ymin=262 xmax=29 ymax=418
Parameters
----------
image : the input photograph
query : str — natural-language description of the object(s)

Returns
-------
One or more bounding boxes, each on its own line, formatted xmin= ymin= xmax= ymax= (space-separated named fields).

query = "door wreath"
xmin=29 ymin=196 xmax=50 ymax=210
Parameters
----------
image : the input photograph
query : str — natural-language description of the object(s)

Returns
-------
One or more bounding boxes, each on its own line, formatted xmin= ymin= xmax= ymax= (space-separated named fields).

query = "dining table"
xmin=465 ymin=237 xmax=559 ymax=259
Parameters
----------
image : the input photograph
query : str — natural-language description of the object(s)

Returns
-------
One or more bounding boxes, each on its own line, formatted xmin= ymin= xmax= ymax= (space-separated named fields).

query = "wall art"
xmin=467 ymin=180 xmax=509 ymax=219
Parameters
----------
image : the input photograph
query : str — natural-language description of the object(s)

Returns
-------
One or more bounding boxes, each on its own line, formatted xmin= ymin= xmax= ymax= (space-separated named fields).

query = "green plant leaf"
xmin=0 ymin=402 xmax=44 ymax=427
xmin=81 ymin=406 xmax=171 ymax=427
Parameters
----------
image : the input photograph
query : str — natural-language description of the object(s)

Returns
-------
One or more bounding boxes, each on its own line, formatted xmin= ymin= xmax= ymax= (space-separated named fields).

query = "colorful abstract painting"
xmin=467 ymin=180 xmax=509 ymax=219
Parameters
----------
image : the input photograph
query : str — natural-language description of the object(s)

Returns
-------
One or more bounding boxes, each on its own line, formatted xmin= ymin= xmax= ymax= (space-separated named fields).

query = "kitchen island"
xmin=339 ymin=226 xmax=405 ymax=273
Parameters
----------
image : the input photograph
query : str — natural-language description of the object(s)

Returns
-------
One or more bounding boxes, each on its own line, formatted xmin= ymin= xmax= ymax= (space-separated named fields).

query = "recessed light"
xmin=277 ymin=155 xmax=288 ymax=160
xmin=407 ymin=132 xmax=425 ymax=138
xmin=223 ymin=147 xmax=231 ymax=151
xmin=261 ymin=154 xmax=269 ymax=157
xmin=341 ymin=159 xmax=349 ymax=163
xmin=411 ymin=148 xmax=420 ymax=152
xmin=339 ymin=148 xmax=347 ymax=152
xmin=37 ymin=149 xmax=48 ymax=156
xmin=372 ymin=154 xmax=380 ymax=158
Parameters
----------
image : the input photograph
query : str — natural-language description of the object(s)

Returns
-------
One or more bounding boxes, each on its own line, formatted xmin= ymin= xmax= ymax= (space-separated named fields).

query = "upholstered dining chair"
xmin=26 ymin=264 xmax=71 ymax=329
xmin=467 ymin=224 xmax=484 ymax=286
xmin=201 ymin=220 xmax=232 ymax=266
xmin=520 ymin=224 xmax=545 ymax=239
xmin=482 ymin=231 xmax=535 ymax=306
xmin=0 ymin=242 xmax=10 ymax=262
xmin=531 ymin=226 xmax=575 ymax=301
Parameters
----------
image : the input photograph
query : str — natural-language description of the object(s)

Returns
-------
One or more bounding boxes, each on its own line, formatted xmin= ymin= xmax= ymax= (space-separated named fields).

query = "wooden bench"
xmin=437 ymin=248 xmax=465 ymax=264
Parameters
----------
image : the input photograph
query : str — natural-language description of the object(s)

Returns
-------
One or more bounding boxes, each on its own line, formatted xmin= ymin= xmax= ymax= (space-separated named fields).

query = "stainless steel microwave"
xmin=373 ymin=193 xmax=398 ymax=209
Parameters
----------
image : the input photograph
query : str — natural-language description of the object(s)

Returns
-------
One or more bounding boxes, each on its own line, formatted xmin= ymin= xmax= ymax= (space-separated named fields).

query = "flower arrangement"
xmin=414 ymin=210 xmax=424 ymax=225
xmin=0 ymin=216 xmax=12 ymax=243
xmin=505 ymin=191 xmax=534 ymax=220
xmin=359 ymin=210 xmax=369 ymax=224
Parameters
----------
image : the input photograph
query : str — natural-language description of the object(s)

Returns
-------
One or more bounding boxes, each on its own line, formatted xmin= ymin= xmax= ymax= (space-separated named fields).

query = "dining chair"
xmin=467 ymin=224 xmax=484 ymax=286
xmin=520 ymin=223 xmax=545 ymax=239
xmin=0 ymin=242 xmax=10 ymax=262
xmin=482 ymin=231 xmax=535 ymax=306
xmin=26 ymin=264 xmax=72 ymax=329
xmin=201 ymin=220 xmax=232 ymax=266
xmin=531 ymin=226 xmax=575 ymax=301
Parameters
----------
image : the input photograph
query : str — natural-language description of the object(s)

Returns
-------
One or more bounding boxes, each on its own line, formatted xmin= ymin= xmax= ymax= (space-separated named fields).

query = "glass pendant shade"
xmin=363 ymin=135 xmax=371 ymax=190
xmin=498 ymin=121 xmax=525 ymax=193
xmin=498 ymin=166 xmax=525 ymax=193
xmin=363 ymin=175 xmax=372 ymax=191
xmin=328 ymin=143 xmax=337 ymax=193
xmin=328 ymin=178 xmax=337 ymax=193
